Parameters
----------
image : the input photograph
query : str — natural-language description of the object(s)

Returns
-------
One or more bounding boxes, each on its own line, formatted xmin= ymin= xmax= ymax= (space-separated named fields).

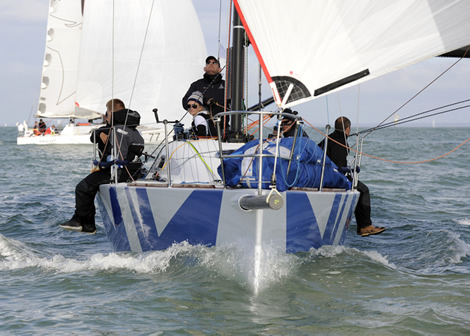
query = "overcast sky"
xmin=1 ymin=0 xmax=469 ymax=127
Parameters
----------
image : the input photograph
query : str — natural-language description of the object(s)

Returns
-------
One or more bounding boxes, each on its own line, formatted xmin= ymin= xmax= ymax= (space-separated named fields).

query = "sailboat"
xmin=17 ymin=0 xmax=207 ymax=145
xmin=17 ymin=0 xmax=104 ymax=145
xmin=96 ymin=1 xmax=470 ymax=256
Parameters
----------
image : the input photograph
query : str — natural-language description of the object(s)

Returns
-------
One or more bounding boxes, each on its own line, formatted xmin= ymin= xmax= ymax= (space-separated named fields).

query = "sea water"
xmin=1 ymin=126 xmax=469 ymax=335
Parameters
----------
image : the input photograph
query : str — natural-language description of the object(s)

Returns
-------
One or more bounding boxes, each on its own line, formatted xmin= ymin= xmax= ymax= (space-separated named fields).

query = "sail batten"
xmin=235 ymin=0 xmax=470 ymax=108
xmin=314 ymin=69 xmax=370 ymax=97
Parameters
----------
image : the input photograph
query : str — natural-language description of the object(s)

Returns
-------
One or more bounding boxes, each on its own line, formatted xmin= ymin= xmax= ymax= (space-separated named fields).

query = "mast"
xmin=227 ymin=6 xmax=246 ymax=143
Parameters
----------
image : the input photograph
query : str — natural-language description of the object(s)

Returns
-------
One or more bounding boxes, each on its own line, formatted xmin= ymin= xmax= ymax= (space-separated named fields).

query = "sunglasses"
xmin=187 ymin=104 xmax=199 ymax=109
xmin=206 ymin=61 xmax=218 ymax=65
xmin=281 ymin=122 xmax=293 ymax=126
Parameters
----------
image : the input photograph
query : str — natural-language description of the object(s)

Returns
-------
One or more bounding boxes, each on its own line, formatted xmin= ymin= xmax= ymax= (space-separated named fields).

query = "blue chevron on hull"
xmin=97 ymin=184 xmax=359 ymax=253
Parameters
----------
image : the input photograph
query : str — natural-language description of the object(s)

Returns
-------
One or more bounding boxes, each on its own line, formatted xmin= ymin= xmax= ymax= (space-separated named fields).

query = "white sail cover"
xmin=75 ymin=0 xmax=207 ymax=127
xmin=37 ymin=0 xmax=100 ymax=120
xmin=234 ymin=0 xmax=470 ymax=108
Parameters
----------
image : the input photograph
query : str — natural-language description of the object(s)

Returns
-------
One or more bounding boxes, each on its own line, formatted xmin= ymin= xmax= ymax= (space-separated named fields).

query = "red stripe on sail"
xmin=233 ymin=1 xmax=272 ymax=84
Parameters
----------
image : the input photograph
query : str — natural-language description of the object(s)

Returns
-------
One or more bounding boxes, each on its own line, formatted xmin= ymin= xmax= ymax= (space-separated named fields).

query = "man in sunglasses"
xmin=319 ymin=116 xmax=386 ymax=237
xmin=279 ymin=109 xmax=309 ymax=138
xmin=182 ymin=56 xmax=230 ymax=128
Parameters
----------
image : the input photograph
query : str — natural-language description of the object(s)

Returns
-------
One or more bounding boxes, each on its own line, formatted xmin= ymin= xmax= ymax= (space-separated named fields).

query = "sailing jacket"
xmin=90 ymin=123 xmax=111 ymax=162
xmin=318 ymin=130 xmax=349 ymax=168
xmin=182 ymin=73 xmax=229 ymax=118
xmin=191 ymin=112 xmax=217 ymax=138
xmin=109 ymin=125 xmax=145 ymax=162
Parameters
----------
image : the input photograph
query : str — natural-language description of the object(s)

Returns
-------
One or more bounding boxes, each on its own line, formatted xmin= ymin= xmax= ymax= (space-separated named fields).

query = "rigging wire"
xmin=362 ymin=45 xmax=470 ymax=140
xmin=222 ymin=0 xmax=233 ymax=141
xmin=111 ymin=0 xmax=117 ymax=183
xmin=304 ymin=118 xmax=470 ymax=165
xmin=107 ymin=1 xmax=157 ymax=181
xmin=325 ymin=95 xmax=330 ymax=126
xmin=350 ymin=99 xmax=470 ymax=136
xmin=217 ymin=0 xmax=223 ymax=60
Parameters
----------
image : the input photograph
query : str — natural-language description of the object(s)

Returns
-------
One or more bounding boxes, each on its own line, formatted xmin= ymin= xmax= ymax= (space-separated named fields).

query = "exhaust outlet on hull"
xmin=239 ymin=193 xmax=284 ymax=211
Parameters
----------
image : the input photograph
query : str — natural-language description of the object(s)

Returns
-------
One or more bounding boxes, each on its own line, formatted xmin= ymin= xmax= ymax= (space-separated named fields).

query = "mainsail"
xmin=234 ymin=0 xmax=470 ymax=108
xmin=75 ymin=0 xmax=207 ymax=127
xmin=37 ymin=0 xmax=100 ymax=120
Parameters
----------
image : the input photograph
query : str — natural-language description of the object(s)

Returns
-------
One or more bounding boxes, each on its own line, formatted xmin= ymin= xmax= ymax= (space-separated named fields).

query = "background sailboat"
xmin=75 ymin=0 xmax=208 ymax=143
xmin=18 ymin=0 xmax=208 ymax=145
xmin=17 ymin=0 xmax=104 ymax=145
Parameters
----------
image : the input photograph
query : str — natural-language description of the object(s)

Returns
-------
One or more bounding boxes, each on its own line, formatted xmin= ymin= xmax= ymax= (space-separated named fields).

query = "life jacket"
xmin=126 ymin=142 xmax=144 ymax=161
xmin=116 ymin=134 xmax=145 ymax=182
xmin=193 ymin=112 xmax=218 ymax=137
xmin=112 ymin=109 xmax=141 ymax=129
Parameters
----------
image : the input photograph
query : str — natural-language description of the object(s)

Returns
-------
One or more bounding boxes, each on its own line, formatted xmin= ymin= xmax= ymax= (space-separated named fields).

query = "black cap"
xmin=205 ymin=56 xmax=220 ymax=65
xmin=282 ymin=108 xmax=298 ymax=121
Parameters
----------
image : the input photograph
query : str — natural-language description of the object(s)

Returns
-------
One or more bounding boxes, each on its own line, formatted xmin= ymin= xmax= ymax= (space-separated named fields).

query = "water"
xmin=1 ymin=126 xmax=469 ymax=335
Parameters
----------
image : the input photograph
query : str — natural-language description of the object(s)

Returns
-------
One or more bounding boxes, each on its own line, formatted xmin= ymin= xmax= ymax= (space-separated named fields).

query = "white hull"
xmin=17 ymin=123 xmax=103 ymax=145
xmin=97 ymin=183 xmax=359 ymax=253
xmin=17 ymin=122 xmax=165 ymax=145
xmin=97 ymin=138 xmax=359 ymax=253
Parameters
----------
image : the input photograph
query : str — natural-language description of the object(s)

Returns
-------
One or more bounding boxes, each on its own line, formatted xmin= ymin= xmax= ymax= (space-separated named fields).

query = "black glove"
xmin=338 ymin=166 xmax=361 ymax=174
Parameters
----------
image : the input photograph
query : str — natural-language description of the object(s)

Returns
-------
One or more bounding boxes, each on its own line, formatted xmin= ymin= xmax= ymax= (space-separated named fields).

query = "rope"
xmin=157 ymin=140 xmax=217 ymax=179
xmin=186 ymin=141 xmax=215 ymax=175
xmin=217 ymin=0 xmax=223 ymax=60
xmin=246 ymin=114 xmax=273 ymax=134
xmin=222 ymin=1 xmax=233 ymax=140
xmin=270 ymin=120 xmax=282 ymax=189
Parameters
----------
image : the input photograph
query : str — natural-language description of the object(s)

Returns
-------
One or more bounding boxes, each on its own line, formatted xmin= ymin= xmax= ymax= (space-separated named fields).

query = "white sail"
xmin=234 ymin=0 xmax=470 ymax=108
xmin=37 ymin=0 xmax=100 ymax=120
xmin=75 ymin=0 xmax=207 ymax=127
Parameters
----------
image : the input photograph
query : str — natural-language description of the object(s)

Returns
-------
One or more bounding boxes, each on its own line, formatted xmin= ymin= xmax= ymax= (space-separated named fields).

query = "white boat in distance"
xmin=95 ymin=0 xmax=470 ymax=270
xmin=17 ymin=0 xmax=207 ymax=145
xmin=17 ymin=0 xmax=104 ymax=145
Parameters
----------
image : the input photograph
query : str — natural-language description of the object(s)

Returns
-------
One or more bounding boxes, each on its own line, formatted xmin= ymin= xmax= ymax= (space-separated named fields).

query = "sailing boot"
xmin=60 ymin=215 xmax=96 ymax=234
xmin=59 ymin=214 xmax=83 ymax=232
xmin=81 ymin=217 xmax=97 ymax=235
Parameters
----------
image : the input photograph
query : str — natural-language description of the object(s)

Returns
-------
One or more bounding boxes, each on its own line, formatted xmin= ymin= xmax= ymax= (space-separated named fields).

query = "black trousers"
xmin=73 ymin=164 xmax=142 ymax=223
xmin=74 ymin=169 xmax=111 ymax=223
xmin=355 ymin=180 xmax=372 ymax=231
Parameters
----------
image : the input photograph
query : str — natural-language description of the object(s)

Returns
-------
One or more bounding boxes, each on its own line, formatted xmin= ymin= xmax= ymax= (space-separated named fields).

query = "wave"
xmin=306 ymin=244 xmax=396 ymax=269
xmin=455 ymin=218 xmax=470 ymax=226
xmin=0 ymin=236 xmax=199 ymax=274
xmin=0 ymin=235 xmax=296 ymax=293
xmin=394 ymin=229 xmax=470 ymax=275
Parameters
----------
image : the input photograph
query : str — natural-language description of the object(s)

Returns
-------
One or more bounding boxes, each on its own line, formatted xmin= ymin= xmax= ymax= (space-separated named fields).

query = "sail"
xmin=75 ymin=0 xmax=207 ymax=127
xmin=234 ymin=0 xmax=470 ymax=108
xmin=37 ymin=0 xmax=100 ymax=120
